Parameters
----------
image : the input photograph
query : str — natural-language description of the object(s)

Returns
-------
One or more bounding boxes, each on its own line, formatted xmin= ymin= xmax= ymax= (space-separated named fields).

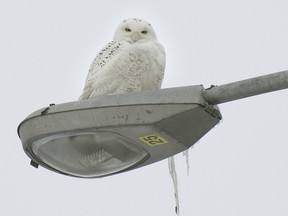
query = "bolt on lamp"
xmin=17 ymin=70 xmax=288 ymax=178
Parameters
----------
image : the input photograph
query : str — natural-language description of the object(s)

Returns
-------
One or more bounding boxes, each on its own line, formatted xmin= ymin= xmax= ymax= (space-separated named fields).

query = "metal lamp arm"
xmin=202 ymin=70 xmax=288 ymax=105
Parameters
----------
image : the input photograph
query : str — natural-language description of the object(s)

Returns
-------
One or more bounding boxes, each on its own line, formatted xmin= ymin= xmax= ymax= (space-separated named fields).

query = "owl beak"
xmin=132 ymin=33 xmax=139 ymax=42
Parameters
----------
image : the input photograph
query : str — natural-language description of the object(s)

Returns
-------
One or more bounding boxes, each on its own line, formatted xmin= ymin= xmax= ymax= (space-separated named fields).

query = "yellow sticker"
xmin=139 ymin=134 xmax=168 ymax=146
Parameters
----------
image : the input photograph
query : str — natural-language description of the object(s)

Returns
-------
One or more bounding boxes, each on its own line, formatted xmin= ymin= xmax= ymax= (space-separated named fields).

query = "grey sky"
xmin=2 ymin=0 xmax=288 ymax=215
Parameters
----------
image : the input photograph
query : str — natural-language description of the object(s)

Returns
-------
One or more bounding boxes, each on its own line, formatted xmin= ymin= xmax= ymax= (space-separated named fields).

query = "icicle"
xmin=168 ymin=156 xmax=180 ymax=215
xmin=182 ymin=149 xmax=190 ymax=176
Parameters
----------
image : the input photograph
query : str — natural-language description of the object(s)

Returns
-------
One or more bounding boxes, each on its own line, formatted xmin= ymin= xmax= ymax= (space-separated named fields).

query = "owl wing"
xmin=79 ymin=41 xmax=124 ymax=100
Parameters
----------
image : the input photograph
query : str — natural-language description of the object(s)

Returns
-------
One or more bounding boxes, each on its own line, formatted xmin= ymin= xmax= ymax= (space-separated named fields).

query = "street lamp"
xmin=18 ymin=85 xmax=221 ymax=178
xmin=17 ymin=70 xmax=288 ymax=178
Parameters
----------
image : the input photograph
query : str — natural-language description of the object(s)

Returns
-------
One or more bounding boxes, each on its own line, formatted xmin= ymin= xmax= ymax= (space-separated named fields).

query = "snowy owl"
xmin=79 ymin=18 xmax=165 ymax=100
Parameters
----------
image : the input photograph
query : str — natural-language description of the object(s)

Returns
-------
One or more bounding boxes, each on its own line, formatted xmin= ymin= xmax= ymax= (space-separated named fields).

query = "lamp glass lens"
xmin=31 ymin=132 xmax=149 ymax=177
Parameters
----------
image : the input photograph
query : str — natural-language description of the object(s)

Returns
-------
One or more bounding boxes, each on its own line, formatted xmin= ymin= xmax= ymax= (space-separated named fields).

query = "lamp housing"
xmin=18 ymin=85 xmax=221 ymax=178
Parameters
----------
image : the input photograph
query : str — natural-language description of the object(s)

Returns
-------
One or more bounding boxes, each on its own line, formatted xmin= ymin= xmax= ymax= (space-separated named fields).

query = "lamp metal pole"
xmin=202 ymin=70 xmax=288 ymax=105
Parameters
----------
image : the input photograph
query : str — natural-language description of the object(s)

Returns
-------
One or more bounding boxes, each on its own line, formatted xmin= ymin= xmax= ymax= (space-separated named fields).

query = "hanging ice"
xmin=183 ymin=149 xmax=190 ymax=176
xmin=168 ymin=156 xmax=180 ymax=215
xmin=168 ymin=148 xmax=191 ymax=215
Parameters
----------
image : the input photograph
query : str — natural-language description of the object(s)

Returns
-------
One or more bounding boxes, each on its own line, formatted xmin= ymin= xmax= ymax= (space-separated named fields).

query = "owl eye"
xmin=141 ymin=30 xmax=148 ymax=34
xmin=125 ymin=28 xmax=131 ymax=32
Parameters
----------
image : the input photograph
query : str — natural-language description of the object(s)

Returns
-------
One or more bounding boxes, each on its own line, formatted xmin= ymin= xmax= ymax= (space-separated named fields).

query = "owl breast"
xmin=88 ymin=41 xmax=165 ymax=98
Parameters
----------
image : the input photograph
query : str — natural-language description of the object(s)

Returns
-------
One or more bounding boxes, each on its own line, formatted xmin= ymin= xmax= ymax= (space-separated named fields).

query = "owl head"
xmin=113 ymin=18 xmax=158 ymax=43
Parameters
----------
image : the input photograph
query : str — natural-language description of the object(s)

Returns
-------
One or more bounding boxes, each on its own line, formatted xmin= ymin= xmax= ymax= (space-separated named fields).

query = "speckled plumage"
xmin=79 ymin=18 xmax=165 ymax=100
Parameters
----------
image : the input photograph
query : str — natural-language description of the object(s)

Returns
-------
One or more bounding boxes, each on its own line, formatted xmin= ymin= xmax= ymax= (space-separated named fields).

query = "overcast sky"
xmin=2 ymin=0 xmax=288 ymax=215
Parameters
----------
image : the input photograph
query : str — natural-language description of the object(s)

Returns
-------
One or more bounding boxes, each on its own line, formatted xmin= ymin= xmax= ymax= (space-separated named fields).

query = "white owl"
xmin=79 ymin=18 xmax=166 ymax=100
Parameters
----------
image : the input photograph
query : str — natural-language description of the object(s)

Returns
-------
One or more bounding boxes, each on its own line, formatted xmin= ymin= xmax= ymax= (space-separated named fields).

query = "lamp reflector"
xmin=31 ymin=132 xmax=149 ymax=178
